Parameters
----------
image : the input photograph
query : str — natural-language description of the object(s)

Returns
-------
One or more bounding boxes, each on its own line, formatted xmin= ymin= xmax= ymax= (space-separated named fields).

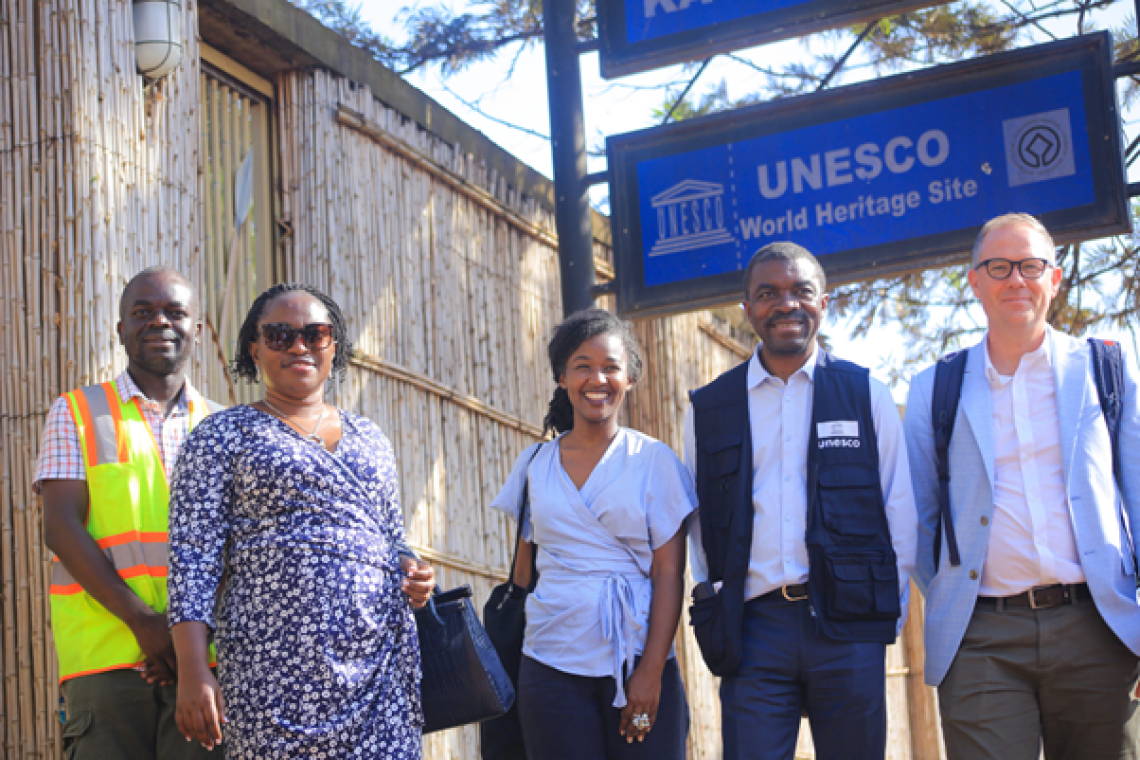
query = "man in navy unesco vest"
xmin=682 ymin=242 xmax=917 ymax=760
xmin=904 ymin=213 xmax=1140 ymax=760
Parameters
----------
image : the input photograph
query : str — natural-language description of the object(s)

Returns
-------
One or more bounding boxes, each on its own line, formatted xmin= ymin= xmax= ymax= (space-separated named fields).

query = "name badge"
xmin=817 ymin=421 xmax=859 ymax=439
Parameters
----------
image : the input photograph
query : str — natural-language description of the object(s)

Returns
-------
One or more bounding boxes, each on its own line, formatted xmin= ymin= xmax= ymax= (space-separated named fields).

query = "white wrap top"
xmin=491 ymin=428 xmax=696 ymax=707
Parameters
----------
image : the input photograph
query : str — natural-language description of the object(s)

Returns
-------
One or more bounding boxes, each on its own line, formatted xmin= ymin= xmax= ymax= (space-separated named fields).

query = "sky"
xmin=356 ymin=0 xmax=1138 ymax=399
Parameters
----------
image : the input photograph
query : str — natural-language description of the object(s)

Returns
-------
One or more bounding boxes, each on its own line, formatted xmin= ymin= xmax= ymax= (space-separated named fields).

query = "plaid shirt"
xmin=33 ymin=371 xmax=200 ymax=492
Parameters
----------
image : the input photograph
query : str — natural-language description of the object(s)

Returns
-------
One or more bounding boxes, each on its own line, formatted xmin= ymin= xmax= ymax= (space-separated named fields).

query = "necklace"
xmin=262 ymin=398 xmax=329 ymax=446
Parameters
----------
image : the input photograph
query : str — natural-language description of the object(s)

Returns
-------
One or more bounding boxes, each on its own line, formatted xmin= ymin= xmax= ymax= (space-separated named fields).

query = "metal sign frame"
xmin=597 ymin=0 xmax=943 ymax=80
xmin=607 ymin=32 xmax=1128 ymax=319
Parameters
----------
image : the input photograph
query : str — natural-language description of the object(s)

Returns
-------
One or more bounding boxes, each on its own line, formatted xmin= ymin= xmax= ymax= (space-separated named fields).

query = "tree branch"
xmin=661 ymin=58 xmax=713 ymax=125
xmin=817 ymin=20 xmax=879 ymax=91
xmin=398 ymin=29 xmax=544 ymax=75
xmin=726 ymin=53 xmax=783 ymax=77
xmin=437 ymin=80 xmax=551 ymax=141
xmin=996 ymin=0 xmax=1058 ymax=39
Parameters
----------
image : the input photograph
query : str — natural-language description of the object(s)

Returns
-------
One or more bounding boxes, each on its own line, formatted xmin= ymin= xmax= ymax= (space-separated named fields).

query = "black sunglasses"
xmin=258 ymin=322 xmax=335 ymax=352
xmin=973 ymin=257 xmax=1052 ymax=281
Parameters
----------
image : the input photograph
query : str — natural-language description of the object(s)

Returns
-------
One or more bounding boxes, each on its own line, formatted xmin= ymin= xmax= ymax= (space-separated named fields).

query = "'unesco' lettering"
xmin=757 ymin=130 xmax=950 ymax=199
xmin=818 ymin=438 xmax=862 ymax=449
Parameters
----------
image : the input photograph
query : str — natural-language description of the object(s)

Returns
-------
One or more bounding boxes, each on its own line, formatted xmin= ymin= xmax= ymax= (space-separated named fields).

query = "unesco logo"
xmin=1002 ymin=109 xmax=1076 ymax=188
xmin=1017 ymin=125 xmax=1062 ymax=169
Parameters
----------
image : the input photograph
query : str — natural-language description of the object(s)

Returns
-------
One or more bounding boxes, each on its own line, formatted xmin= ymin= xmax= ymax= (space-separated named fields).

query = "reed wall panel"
xmin=275 ymin=69 xmax=562 ymax=584
xmin=1 ymin=0 xmax=211 ymax=755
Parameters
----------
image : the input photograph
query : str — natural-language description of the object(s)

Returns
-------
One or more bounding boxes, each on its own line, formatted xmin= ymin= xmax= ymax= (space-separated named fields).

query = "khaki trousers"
xmin=939 ymin=597 xmax=1140 ymax=760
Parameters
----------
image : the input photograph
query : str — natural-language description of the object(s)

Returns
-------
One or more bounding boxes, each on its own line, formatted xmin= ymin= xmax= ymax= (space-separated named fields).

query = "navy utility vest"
xmin=804 ymin=353 xmax=899 ymax=643
xmin=690 ymin=351 xmax=898 ymax=674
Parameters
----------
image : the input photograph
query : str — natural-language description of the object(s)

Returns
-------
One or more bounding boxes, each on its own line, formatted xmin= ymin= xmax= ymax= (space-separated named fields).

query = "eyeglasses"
xmin=258 ymin=323 xmax=335 ymax=352
xmin=974 ymin=257 xmax=1052 ymax=280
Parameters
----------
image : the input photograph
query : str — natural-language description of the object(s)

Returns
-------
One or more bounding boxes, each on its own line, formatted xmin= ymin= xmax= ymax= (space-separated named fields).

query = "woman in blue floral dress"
xmin=167 ymin=283 xmax=434 ymax=758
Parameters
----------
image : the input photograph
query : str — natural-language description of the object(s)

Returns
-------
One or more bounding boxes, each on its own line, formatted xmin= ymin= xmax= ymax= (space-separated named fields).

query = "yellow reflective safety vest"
xmin=50 ymin=380 xmax=216 ymax=682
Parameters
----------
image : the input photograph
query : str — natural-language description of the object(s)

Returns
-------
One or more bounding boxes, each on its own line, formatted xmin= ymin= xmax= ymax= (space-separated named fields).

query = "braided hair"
xmin=229 ymin=283 xmax=354 ymax=384
xmin=543 ymin=308 xmax=644 ymax=436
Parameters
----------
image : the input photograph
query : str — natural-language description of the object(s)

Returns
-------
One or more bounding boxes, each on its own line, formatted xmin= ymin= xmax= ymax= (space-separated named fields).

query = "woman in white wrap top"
xmin=491 ymin=309 xmax=696 ymax=759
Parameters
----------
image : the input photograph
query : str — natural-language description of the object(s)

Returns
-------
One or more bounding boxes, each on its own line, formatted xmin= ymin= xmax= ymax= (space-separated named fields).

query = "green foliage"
xmin=861 ymin=3 xmax=1020 ymax=67
xmin=651 ymin=79 xmax=731 ymax=122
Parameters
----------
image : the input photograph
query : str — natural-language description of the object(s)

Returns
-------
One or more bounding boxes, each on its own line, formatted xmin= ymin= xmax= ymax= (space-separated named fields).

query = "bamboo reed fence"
xmin=0 ymin=0 xmax=943 ymax=756
xmin=1 ymin=0 xmax=207 ymax=754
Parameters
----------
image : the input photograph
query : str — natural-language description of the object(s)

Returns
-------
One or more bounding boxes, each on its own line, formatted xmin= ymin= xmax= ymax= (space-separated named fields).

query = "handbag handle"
xmin=421 ymin=585 xmax=445 ymax=627
xmin=420 ymin=584 xmax=474 ymax=627
xmin=506 ymin=444 xmax=544 ymax=593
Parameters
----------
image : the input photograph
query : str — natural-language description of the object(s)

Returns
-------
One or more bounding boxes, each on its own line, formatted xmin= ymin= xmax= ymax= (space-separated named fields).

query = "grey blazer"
xmin=904 ymin=329 xmax=1140 ymax=686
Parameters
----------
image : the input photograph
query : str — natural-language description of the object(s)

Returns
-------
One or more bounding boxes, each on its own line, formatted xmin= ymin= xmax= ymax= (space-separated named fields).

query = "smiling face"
xmin=968 ymin=222 xmax=1061 ymax=337
xmin=744 ymin=257 xmax=829 ymax=361
xmin=117 ymin=271 xmax=200 ymax=378
xmin=249 ymin=291 xmax=336 ymax=399
xmin=558 ymin=332 xmax=632 ymax=430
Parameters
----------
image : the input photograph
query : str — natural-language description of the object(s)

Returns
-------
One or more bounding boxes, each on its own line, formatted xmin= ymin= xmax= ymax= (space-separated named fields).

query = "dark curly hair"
xmin=543 ymin=308 xmax=644 ymax=436
xmin=229 ymin=283 xmax=354 ymax=384
xmin=741 ymin=241 xmax=826 ymax=300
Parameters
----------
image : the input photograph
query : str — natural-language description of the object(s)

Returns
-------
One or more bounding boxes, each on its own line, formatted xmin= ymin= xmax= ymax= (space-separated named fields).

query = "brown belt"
xmin=755 ymin=583 xmax=810 ymax=603
xmin=977 ymin=582 xmax=1090 ymax=611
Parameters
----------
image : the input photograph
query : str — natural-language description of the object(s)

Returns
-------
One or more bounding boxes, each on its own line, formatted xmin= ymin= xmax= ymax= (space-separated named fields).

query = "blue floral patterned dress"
xmin=167 ymin=406 xmax=423 ymax=759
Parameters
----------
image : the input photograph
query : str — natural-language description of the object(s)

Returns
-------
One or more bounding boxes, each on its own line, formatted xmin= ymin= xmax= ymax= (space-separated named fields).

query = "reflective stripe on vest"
xmin=50 ymin=531 xmax=170 ymax=594
xmin=50 ymin=381 xmax=212 ymax=681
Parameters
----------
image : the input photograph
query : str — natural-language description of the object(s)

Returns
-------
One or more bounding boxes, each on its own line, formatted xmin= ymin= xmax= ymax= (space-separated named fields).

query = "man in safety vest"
xmin=35 ymin=266 xmax=222 ymax=759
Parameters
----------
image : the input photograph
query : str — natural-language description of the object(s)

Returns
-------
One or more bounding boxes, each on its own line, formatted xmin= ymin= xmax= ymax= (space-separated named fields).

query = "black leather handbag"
xmin=480 ymin=445 xmax=543 ymax=760
xmin=416 ymin=584 xmax=516 ymax=734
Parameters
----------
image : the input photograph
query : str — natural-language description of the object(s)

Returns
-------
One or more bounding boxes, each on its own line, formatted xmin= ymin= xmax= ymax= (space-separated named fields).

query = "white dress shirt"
xmin=980 ymin=328 xmax=1084 ymax=596
xmin=683 ymin=347 xmax=917 ymax=613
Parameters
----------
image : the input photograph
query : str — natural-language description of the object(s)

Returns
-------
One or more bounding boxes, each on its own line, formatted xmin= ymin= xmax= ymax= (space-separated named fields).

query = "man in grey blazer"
xmin=904 ymin=212 xmax=1140 ymax=760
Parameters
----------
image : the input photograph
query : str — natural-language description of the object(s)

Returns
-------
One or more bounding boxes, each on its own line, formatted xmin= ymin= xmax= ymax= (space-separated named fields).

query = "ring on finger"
xmin=631 ymin=713 xmax=651 ymax=730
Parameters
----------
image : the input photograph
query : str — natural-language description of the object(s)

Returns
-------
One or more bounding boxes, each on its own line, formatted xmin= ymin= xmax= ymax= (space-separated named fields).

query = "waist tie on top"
xmin=599 ymin=574 xmax=643 ymax=708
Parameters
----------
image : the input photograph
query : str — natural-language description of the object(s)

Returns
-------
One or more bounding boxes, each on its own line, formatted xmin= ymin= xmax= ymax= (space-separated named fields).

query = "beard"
xmin=135 ymin=351 xmax=189 ymax=375
xmin=762 ymin=335 xmax=814 ymax=356
xmin=130 ymin=332 xmax=192 ymax=376
xmin=760 ymin=311 xmax=816 ymax=355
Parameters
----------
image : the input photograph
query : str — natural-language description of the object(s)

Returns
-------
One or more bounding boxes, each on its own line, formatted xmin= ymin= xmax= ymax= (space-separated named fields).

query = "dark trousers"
xmin=721 ymin=594 xmax=887 ymax=760
xmin=62 ymin=669 xmax=219 ymax=760
xmin=939 ymin=597 xmax=1140 ymax=760
xmin=517 ymin=655 xmax=689 ymax=760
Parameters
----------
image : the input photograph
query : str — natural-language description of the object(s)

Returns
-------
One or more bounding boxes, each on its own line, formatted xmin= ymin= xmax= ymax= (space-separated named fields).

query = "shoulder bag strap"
xmin=506 ymin=444 xmax=544 ymax=593
xmin=1088 ymin=338 xmax=1125 ymax=485
xmin=932 ymin=350 xmax=968 ymax=570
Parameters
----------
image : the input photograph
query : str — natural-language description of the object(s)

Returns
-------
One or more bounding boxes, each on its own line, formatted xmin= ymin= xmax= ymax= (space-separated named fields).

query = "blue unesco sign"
xmin=597 ymin=0 xmax=943 ymax=79
xmin=607 ymin=33 xmax=1128 ymax=318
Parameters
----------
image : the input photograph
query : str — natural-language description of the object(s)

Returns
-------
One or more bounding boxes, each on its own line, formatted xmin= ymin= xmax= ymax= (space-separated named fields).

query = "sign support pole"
xmin=545 ymin=0 xmax=597 ymax=317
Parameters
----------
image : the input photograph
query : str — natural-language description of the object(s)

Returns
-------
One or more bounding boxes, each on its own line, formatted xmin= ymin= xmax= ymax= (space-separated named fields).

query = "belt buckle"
xmin=1028 ymin=585 xmax=1067 ymax=610
xmin=782 ymin=585 xmax=808 ymax=602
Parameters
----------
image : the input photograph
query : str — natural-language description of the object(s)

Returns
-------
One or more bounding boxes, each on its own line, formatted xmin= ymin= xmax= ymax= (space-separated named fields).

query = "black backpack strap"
xmin=1088 ymin=338 xmax=1124 ymax=485
xmin=932 ymin=350 xmax=968 ymax=570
